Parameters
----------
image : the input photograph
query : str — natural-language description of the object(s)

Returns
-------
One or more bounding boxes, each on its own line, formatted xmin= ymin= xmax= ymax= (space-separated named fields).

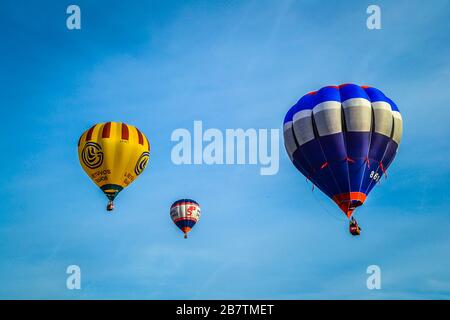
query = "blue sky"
xmin=0 ymin=0 xmax=449 ymax=299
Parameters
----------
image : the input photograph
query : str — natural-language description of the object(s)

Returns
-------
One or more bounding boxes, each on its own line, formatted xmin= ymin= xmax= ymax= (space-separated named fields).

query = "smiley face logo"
xmin=134 ymin=152 xmax=149 ymax=176
xmin=81 ymin=142 xmax=104 ymax=169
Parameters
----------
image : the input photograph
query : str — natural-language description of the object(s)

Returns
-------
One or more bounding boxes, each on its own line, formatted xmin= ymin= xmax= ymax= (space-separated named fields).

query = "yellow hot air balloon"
xmin=77 ymin=122 xmax=150 ymax=211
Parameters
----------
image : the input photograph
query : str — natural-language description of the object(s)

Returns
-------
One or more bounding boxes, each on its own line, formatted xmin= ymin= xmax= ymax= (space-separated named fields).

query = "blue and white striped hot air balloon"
xmin=170 ymin=199 xmax=201 ymax=238
xmin=283 ymin=84 xmax=403 ymax=224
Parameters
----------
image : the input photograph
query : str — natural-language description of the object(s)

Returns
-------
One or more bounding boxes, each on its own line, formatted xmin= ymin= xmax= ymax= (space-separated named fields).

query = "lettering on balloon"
xmin=90 ymin=169 xmax=111 ymax=183
xmin=123 ymin=172 xmax=135 ymax=186
xmin=186 ymin=205 xmax=196 ymax=216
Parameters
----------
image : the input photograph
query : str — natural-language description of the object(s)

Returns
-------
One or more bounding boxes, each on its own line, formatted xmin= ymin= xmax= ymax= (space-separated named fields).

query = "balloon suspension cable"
xmin=306 ymin=177 xmax=314 ymax=192
xmin=310 ymin=185 xmax=346 ymax=222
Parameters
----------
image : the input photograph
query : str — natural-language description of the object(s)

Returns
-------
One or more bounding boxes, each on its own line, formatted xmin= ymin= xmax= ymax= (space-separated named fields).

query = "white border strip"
xmin=293 ymin=109 xmax=312 ymax=122
xmin=342 ymin=98 xmax=371 ymax=109
xmin=371 ymin=101 xmax=392 ymax=111
xmin=313 ymin=101 xmax=341 ymax=114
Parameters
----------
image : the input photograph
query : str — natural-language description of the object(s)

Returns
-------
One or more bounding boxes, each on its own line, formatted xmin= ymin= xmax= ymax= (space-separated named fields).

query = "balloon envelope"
xmin=283 ymin=84 xmax=402 ymax=217
xmin=78 ymin=122 xmax=150 ymax=207
xmin=170 ymin=199 xmax=201 ymax=238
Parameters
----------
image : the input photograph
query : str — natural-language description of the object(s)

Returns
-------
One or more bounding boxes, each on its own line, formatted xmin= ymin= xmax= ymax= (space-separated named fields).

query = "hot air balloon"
xmin=170 ymin=199 xmax=201 ymax=238
xmin=283 ymin=84 xmax=403 ymax=235
xmin=78 ymin=122 xmax=150 ymax=211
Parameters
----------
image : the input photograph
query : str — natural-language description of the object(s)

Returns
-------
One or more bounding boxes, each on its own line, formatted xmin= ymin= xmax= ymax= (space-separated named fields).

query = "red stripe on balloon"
xmin=136 ymin=128 xmax=144 ymax=145
xmin=171 ymin=202 xmax=198 ymax=208
xmin=121 ymin=123 xmax=129 ymax=140
xmin=102 ymin=122 xmax=111 ymax=138
xmin=174 ymin=217 xmax=198 ymax=223
xmin=86 ymin=125 xmax=96 ymax=141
